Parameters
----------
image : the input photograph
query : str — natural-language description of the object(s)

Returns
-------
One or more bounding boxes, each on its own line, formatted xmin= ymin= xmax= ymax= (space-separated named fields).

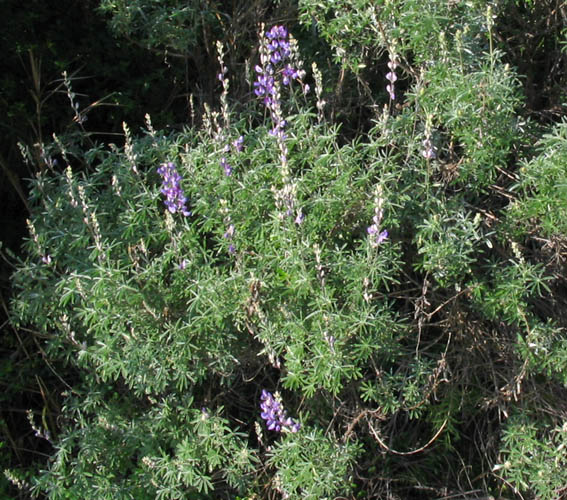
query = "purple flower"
xmin=271 ymin=50 xmax=282 ymax=64
xmin=223 ymin=223 xmax=236 ymax=255
xmin=254 ymin=72 xmax=277 ymax=107
xmin=260 ymin=390 xmax=300 ymax=433
xmin=282 ymin=65 xmax=298 ymax=85
xmin=368 ymin=225 xmax=389 ymax=246
xmin=376 ymin=229 xmax=389 ymax=245
xmin=265 ymin=26 xmax=291 ymax=62
xmin=266 ymin=25 xmax=288 ymax=40
xmin=422 ymin=137 xmax=437 ymax=160
xmin=223 ymin=224 xmax=235 ymax=240
xmin=233 ymin=136 xmax=244 ymax=152
xmin=255 ymin=25 xmax=298 ymax=108
xmin=255 ymin=25 xmax=304 ymax=223
xmin=269 ymin=122 xmax=287 ymax=140
xmin=367 ymin=215 xmax=388 ymax=247
xmin=220 ymin=157 xmax=232 ymax=176
xmin=254 ymin=74 xmax=271 ymax=96
xmin=157 ymin=162 xmax=191 ymax=216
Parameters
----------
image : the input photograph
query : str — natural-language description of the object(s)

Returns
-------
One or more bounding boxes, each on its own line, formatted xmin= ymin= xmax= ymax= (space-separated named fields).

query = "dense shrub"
xmin=6 ymin=1 xmax=567 ymax=499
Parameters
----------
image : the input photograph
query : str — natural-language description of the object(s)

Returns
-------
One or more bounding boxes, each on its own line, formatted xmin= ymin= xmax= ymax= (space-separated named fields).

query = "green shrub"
xmin=495 ymin=413 xmax=567 ymax=500
xmin=508 ymin=119 xmax=567 ymax=238
xmin=8 ymin=3 xmax=567 ymax=499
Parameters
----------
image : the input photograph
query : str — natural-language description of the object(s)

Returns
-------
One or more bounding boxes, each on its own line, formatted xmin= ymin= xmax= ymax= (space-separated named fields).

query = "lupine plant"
xmin=7 ymin=2 xmax=567 ymax=499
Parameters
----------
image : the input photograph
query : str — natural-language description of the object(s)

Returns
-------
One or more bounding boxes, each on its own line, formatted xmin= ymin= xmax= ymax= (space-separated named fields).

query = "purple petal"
xmin=376 ymin=230 xmax=389 ymax=244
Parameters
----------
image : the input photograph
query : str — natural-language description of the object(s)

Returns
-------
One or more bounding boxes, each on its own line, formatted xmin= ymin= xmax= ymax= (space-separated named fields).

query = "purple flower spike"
xmin=264 ymin=26 xmax=292 ymax=64
xmin=255 ymin=25 xmax=299 ymax=109
xmin=260 ymin=390 xmax=300 ymax=433
xmin=157 ymin=162 xmax=191 ymax=216
xmin=385 ymin=53 xmax=399 ymax=101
